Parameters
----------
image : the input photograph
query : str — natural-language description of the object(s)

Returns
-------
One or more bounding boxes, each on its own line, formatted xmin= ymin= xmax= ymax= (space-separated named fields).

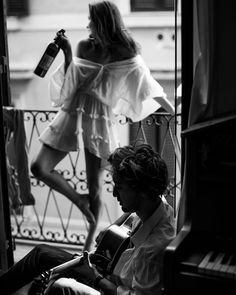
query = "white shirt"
xmin=39 ymin=55 xmax=169 ymax=159
xmin=112 ymin=198 xmax=176 ymax=295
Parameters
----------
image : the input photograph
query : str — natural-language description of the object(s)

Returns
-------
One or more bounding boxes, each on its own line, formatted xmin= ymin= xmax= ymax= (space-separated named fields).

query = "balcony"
xmin=9 ymin=109 xmax=181 ymax=260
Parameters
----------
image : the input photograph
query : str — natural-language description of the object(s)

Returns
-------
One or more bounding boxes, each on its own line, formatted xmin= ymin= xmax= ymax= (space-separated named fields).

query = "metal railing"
xmin=11 ymin=110 xmax=181 ymax=250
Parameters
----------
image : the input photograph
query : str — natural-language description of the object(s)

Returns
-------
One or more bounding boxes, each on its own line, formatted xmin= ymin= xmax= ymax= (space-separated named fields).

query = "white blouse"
xmin=39 ymin=55 xmax=168 ymax=159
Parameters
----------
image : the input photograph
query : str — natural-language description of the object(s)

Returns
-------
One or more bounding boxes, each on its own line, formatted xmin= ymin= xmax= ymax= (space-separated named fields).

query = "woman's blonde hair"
xmin=89 ymin=1 xmax=139 ymax=55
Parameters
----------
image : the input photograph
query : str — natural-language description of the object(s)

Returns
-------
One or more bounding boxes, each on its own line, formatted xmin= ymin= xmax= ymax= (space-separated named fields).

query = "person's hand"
xmin=55 ymin=32 xmax=72 ymax=56
xmin=74 ymin=251 xmax=100 ymax=282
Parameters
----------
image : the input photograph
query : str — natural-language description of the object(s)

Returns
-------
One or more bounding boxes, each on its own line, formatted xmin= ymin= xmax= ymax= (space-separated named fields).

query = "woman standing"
xmin=31 ymin=1 xmax=174 ymax=252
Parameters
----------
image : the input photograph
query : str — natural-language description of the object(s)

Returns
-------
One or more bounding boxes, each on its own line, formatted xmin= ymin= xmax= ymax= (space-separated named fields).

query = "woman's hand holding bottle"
xmin=55 ymin=31 xmax=73 ymax=71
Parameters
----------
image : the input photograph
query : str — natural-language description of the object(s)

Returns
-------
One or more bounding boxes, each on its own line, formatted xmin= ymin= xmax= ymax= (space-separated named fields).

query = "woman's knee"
xmin=30 ymin=159 xmax=48 ymax=179
xmin=31 ymin=159 xmax=42 ymax=177
xmin=31 ymin=144 xmax=64 ymax=178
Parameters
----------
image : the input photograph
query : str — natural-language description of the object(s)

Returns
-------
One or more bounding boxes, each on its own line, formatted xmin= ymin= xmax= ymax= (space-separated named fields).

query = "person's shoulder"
xmin=111 ymin=45 xmax=137 ymax=61
xmin=76 ymin=38 xmax=94 ymax=58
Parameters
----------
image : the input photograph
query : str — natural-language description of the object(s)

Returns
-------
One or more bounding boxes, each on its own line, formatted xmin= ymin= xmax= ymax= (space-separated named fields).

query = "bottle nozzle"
xmin=54 ymin=29 xmax=65 ymax=43
xmin=58 ymin=29 xmax=65 ymax=35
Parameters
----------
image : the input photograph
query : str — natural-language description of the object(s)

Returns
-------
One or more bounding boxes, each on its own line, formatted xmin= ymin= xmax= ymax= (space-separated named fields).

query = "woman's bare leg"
xmin=83 ymin=148 xmax=103 ymax=251
xmin=31 ymin=144 xmax=95 ymax=224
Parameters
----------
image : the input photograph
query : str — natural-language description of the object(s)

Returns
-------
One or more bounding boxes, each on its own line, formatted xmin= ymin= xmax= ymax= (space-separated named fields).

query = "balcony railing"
xmin=10 ymin=110 xmax=181 ymax=251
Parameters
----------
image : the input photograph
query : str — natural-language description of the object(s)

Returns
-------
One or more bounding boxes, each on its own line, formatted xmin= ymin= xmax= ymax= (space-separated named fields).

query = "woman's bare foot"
xmin=76 ymin=194 xmax=96 ymax=224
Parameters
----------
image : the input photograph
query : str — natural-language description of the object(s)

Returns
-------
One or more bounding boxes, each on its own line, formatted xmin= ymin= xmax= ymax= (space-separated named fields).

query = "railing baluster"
xmin=10 ymin=110 xmax=181 ymax=249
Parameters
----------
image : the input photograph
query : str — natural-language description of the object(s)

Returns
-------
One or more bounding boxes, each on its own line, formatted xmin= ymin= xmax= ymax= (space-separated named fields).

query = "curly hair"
xmin=108 ymin=144 xmax=169 ymax=198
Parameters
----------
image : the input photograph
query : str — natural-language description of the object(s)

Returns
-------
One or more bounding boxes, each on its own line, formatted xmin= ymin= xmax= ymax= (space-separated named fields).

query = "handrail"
xmin=10 ymin=109 xmax=181 ymax=250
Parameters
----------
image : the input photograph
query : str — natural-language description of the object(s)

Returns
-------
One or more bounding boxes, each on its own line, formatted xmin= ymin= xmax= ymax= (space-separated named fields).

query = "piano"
xmin=163 ymin=115 xmax=236 ymax=295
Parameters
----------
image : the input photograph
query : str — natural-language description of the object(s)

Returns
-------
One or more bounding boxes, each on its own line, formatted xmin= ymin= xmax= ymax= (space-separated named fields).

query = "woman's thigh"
xmin=32 ymin=144 xmax=68 ymax=172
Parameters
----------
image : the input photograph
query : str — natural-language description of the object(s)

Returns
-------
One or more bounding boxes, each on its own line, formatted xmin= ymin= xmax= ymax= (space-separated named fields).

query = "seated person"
xmin=0 ymin=144 xmax=176 ymax=295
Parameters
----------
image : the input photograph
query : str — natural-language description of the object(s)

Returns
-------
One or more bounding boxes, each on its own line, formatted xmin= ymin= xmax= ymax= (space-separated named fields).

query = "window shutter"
xmin=131 ymin=0 xmax=174 ymax=11
xmin=7 ymin=0 xmax=29 ymax=17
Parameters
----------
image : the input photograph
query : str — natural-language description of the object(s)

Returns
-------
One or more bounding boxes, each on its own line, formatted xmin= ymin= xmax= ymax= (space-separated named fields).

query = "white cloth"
xmin=39 ymin=55 xmax=167 ymax=159
xmin=112 ymin=198 xmax=176 ymax=295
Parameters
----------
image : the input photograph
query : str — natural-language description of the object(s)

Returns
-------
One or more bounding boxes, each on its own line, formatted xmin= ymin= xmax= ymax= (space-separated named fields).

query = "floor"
xmin=14 ymin=243 xmax=35 ymax=263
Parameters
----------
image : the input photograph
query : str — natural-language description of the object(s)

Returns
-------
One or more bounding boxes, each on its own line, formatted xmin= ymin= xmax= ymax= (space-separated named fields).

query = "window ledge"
xmin=10 ymin=64 xmax=34 ymax=80
xmin=125 ymin=12 xmax=180 ymax=28
xmin=7 ymin=12 xmax=180 ymax=32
